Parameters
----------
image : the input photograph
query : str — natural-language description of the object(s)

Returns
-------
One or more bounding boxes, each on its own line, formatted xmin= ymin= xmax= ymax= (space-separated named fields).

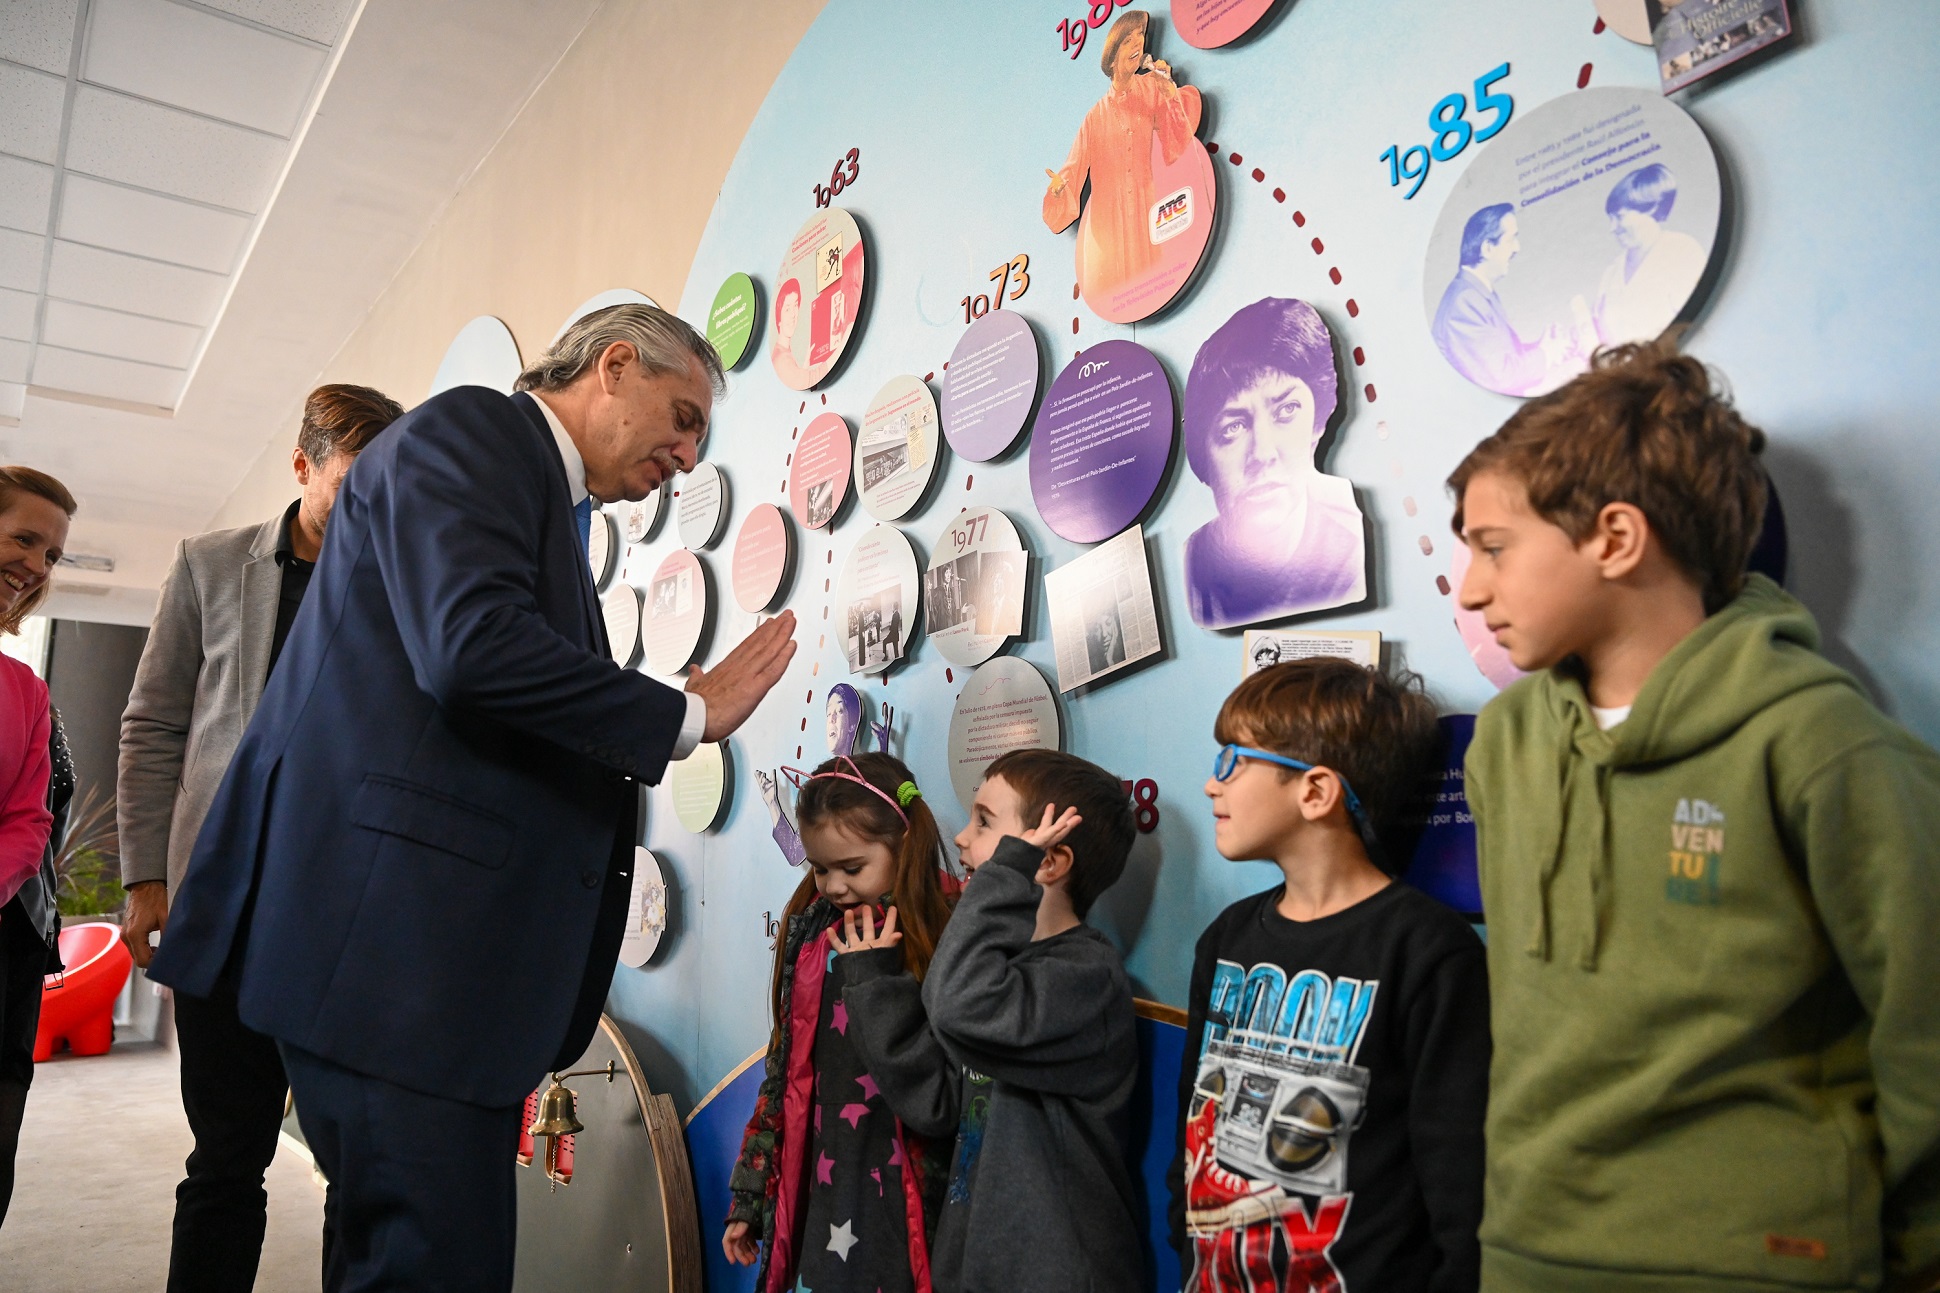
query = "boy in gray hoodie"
xmin=831 ymin=748 xmax=1143 ymax=1292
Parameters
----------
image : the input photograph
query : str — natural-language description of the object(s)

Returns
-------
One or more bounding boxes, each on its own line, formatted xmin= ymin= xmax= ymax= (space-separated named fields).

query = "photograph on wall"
xmin=770 ymin=207 xmax=866 ymax=389
xmin=1422 ymin=87 xmax=1720 ymax=397
xmin=1041 ymin=9 xmax=1216 ymax=324
xmin=856 ymin=375 xmax=939 ymax=520
xmin=835 ymin=524 xmax=920 ymax=676
xmin=844 ymin=586 xmax=907 ymax=672
xmin=924 ymin=507 xmax=1028 ymax=667
xmin=1045 ymin=524 xmax=1162 ymax=692
xmin=1243 ymin=629 xmax=1380 ymax=675
xmin=1647 ymin=0 xmax=1793 ymax=93
xmin=1184 ymin=298 xmax=1367 ymax=630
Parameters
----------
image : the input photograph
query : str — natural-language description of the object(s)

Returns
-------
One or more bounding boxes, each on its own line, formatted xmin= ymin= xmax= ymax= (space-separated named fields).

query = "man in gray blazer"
xmin=118 ymin=383 xmax=403 ymax=1293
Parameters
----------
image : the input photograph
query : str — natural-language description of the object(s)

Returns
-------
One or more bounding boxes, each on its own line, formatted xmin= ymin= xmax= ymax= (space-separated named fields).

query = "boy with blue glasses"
xmin=1169 ymin=658 xmax=1489 ymax=1293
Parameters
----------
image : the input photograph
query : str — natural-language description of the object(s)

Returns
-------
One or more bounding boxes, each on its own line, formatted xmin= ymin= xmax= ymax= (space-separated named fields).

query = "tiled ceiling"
xmin=0 ymin=0 xmax=356 ymax=416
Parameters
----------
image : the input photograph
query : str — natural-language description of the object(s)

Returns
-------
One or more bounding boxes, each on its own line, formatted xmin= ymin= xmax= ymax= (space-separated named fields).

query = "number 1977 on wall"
xmin=1378 ymin=63 xmax=1513 ymax=200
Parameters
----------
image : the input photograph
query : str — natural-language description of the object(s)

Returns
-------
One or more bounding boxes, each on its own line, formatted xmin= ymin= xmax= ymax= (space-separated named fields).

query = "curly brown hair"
xmin=1448 ymin=341 xmax=1767 ymax=613
xmin=1214 ymin=658 xmax=1442 ymax=874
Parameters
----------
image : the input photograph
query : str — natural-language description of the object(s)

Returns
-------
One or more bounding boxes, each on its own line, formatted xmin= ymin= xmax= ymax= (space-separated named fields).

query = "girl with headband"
xmin=724 ymin=752 xmax=958 ymax=1293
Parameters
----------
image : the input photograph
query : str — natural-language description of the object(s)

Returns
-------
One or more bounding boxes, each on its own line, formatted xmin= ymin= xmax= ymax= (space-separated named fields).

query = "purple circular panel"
xmin=940 ymin=311 xmax=1039 ymax=462
xmin=1030 ymin=340 xmax=1174 ymax=544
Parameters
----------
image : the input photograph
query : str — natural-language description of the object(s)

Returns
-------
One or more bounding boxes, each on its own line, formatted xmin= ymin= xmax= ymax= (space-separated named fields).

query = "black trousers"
xmin=170 ymin=979 xmax=318 ymax=1293
xmin=281 ymin=1041 xmax=523 ymax=1292
xmin=0 ymin=898 xmax=49 ymax=1229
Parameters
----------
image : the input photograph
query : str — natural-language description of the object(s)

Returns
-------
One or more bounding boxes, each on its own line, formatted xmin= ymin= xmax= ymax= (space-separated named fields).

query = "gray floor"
xmin=0 ymin=1036 xmax=324 ymax=1291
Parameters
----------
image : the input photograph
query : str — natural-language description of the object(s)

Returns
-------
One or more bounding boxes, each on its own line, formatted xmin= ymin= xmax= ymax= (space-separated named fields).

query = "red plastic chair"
xmin=35 ymin=921 xmax=132 ymax=1061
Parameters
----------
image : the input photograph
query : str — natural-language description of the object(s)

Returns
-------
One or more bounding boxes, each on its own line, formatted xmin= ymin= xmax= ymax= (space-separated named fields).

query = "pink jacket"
xmin=0 ymin=653 xmax=52 ymax=909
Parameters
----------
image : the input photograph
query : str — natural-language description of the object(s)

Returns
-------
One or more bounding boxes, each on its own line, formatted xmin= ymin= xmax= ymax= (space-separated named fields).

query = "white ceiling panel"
xmin=0 ymin=382 xmax=22 ymax=422
xmin=0 ymin=339 xmax=27 ymax=385
xmin=83 ymin=0 xmax=328 ymax=136
xmin=0 ymin=156 xmax=54 ymax=235
xmin=0 ymin=61 xmax=66 ymax=163
xmin=42 ymin=299 xmax=200 ymax=368
xmin=47 ymin=240 xmax=226 ymax=324
xmin=66 ymin=86 xmax=287 ymax=212
xmin=59 ymin=175 xmax=251 ymax=274
xmin=0 ymin=228 xmax=45 ymax=293
xmin=0 ymin=0 xmax=79 ymax=75
xmin=0 ymin=288 xmax=34 ymax=341
xmin=195 ymin=0 xmax=353 ymax=45
xmin=32 ymin=345 xmax=183 ymax=407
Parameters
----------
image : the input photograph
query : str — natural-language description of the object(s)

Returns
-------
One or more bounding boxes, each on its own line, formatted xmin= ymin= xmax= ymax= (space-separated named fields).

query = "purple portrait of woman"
xmin=1183 ymin=298 xmax=1367 ymax=630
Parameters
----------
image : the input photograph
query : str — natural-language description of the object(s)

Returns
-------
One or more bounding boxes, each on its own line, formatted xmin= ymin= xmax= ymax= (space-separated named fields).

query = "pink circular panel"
xmin=731 ymin=502 xmax=792 ymax=613
xmin=789 ymin=412 xmax=852 ymax=530
xmin=642 ymin=548 xmax=708 ymax=676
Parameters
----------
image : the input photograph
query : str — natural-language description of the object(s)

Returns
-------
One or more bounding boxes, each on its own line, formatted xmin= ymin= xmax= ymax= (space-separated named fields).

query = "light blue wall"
xmin=605 ymin=0 xmax=1940 ymax=1112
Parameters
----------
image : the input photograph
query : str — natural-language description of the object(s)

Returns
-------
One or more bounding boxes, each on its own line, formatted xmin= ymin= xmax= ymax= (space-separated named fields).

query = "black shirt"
xmin=1169 ymin=881 xmax=1490 ymax=1293
xmin=269 ymin=498 xmax=316 ymax=679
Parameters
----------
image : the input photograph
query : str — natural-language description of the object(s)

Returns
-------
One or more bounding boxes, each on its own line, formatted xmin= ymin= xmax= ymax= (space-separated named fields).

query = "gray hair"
xmin=514 ymin=303 xmax=725 ymax=397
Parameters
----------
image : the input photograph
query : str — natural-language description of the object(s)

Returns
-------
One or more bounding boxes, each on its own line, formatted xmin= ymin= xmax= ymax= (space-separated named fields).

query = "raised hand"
xmin=825 ymin=904 xmax=902 ymax=956
xmin=688 ymin=611 xmax=798 ymax=742
xmin=1021 ymin=802 xmax=1083 ymax=852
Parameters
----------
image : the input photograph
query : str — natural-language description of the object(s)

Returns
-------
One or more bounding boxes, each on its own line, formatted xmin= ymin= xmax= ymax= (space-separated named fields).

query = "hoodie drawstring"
xmin=1581 ymin=764 xmax=1614 ymax=971
xmin=1527 ymin=745 xmax=1576 ymax=961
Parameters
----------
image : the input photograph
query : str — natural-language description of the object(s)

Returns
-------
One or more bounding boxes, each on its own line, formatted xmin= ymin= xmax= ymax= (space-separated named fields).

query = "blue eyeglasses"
xmin=1211 ymin=744 xmax=1367 ymax=823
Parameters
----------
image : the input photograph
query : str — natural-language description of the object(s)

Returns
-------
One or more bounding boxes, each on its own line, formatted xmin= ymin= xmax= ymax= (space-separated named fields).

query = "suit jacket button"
xmin=581 ymin=870 xmax=600 ymax=889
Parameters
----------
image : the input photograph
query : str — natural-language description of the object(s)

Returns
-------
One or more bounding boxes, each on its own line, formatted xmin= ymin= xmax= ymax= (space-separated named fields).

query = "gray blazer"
xmin=118 ymin=512 xmax=285 ymax=893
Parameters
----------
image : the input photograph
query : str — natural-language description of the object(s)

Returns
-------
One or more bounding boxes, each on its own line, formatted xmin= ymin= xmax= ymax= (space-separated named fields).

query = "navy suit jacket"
xmin=150 ymin=388 xmax=689 ymax=1107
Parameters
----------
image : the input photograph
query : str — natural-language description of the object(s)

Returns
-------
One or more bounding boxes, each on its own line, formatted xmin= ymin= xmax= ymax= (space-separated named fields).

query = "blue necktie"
xmin=573 ymin=497 xmax=593 ymax=557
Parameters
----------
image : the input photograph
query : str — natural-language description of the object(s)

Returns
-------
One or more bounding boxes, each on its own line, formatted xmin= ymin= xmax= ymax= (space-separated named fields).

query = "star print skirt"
xmin=795 ymin=966 xmax=917 ymax=1293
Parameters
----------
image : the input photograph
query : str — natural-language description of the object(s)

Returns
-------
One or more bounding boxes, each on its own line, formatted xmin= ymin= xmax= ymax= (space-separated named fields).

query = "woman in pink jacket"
xmin=0 ymin=467 xmax=76 ymax=1227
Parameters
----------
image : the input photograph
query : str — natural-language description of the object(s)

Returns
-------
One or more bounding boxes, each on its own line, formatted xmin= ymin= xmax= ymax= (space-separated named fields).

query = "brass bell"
xmin=527 ymin=1077 xmax=583 ymax=1138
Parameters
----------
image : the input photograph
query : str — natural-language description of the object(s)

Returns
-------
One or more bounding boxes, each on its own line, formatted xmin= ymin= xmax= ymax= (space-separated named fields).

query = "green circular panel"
xmin=706 ymin=272 xmax=759 ymax=370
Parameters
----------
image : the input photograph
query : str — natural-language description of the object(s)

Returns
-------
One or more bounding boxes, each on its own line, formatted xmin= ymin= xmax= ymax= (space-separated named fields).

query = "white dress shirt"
xmin=529 ymin=392 xmax=706 ymax=761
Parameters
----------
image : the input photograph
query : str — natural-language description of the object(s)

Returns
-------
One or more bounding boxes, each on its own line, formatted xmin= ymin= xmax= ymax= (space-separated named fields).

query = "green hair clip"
xmin=895 ymin=781 xmax=923 ymax=808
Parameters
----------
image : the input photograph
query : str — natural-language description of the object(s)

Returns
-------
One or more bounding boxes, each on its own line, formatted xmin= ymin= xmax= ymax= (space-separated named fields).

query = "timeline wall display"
xmin=939 ymin=310 xmax=1039 ymax=463
xmin=1424 ymin=86 xmax=1720 ymax=398
xmin=675 ymin=463 xmax=729 ymax=550
xmin=770 ymin=208 xmax=866 ymax=389
xmin=586 ymin=508 xmax=616 ymax=590
xmin=788 ymin=412 xmax=852 ymax=530
xmin=601 ymin=582 xmax=643 ymax=669
xmin=923 ymin=506 xmax=1027 ymax=668
xmin=1031 ymin=339 xmax=1175 ymax=544
xmin=617 ymin=490 xmax=663 ymax=545
xmin=856 ymin=376 xmax=940 ymax=520
xmin=1045 ymin=524 xmax=1162 ymax=692
xmin=617 ymin=847 xmax=669 ymax=967
xmin=706 ymin=271 xmax=760 ymax=369
xmin=730 ymin=502 xmax=792 ymax=613
xmin=945 ymin=656 xmax=1061 ymax=812
xmin=641 ymin=548 xmax=708 ymax=677
xmin=836 ymin=524 xmax=920 ymax=675
xmin=670 ymin=742 xmax=728 ymax=834
xmin=427 ymin=315 xmax=521 ymax=399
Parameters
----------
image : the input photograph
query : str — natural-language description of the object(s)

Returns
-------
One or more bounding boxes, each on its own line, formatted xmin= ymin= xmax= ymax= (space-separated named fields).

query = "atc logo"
xmin=1150 ymin=186 xmax=1194 ymax=244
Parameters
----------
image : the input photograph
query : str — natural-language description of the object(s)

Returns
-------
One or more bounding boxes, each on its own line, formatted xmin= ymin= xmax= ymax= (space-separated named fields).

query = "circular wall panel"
xmin=731 ymin=502 xmax=792 ymax=613
xmin=788 ymin=413 xmax=852 ymax=530
xmin=553 ymin=288 xmax=658 ymax=341
xmin=587 ymin=508 xmax=617 ymax=589
xmin=940 ymin=310 xmax=1038 ymax=462
xmin=617 ymin=490 xmax=664 ymax=544
xmin=618 ymin=847 xmax=669 ymax=967
xmin=856 ymin=376 xmax=939 ymax=520
xmin=835 ymin=524 xmax=920 ymax=675
xmin=428 ymin=315 xmax=522 ymax=399
xmin=706 ymin=272 xmax=759 ymax=369
xmin=946 ymin=657 xmax=1061 ymax=811
xmin=1423 ymin=87 xmax=1719 ymax=397
xmin=601 ymin=582 xmax=642 ymax=668
xmin=676 ymin=463 xmax=728 ymax=550
xmin=769 ymin=208 xmax=865 ymax=390
xmin=670 ymin=742 xmax=727 ymax=833
xmin=1172 ymin=0 xmax=1275 ymax=48
xmin=924 ymin=507 xmax=1026 ymax=668
xmin=1031 ymin=340 xmax=1175 ymax=543
xmin=642 ymin=548 xmax=708 ymax=676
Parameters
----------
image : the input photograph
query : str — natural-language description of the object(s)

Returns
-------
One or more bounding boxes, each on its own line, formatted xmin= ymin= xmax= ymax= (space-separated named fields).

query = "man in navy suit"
xmin=150 ymin=304 xmax=796 ymax=1290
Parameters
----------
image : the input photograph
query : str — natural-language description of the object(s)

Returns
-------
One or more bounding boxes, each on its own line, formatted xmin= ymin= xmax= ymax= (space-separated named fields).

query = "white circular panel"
xmin=670 ymin=742 xmax=727 ymax=834
xmin=836 ymin=525 xmax=920 ymax=676
xmin=552 ymin=288 xmax=659 ymax=342
xmin=601 ymin=582 xmax=642 ymax=668
xmin=428 ymin=315 xmax=522 ymax=399
xmin=924 ymin=507 xmax=1026 ymax=668
xmin=618 ymin=490 xmax=664 ymax=544
xmin=946 ymin=657 xmax=1061 ymax=811
xmin=856 ymin=376 xmax=940 ymax=521
xmin=618 ymin=846 xmax=668 ymax=967
xmin=642 ymin=548 xmax=708 ymax=676
xmin=587 ymin=509 xmax=616 ymax=589
xmin=676 ymin=463 xmax=728 ymax=550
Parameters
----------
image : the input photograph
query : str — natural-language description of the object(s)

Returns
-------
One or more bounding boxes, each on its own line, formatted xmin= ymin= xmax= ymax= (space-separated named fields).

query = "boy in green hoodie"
xmin=1450 ymin=342 xmax=1940 ymax=1293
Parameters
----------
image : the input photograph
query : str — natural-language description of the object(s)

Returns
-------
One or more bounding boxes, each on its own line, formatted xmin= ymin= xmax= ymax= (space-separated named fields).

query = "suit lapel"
xmin=237 ymin=514 xmax=284 ymax=726
xmin=512 ymin=394 xmax=605 ymax=653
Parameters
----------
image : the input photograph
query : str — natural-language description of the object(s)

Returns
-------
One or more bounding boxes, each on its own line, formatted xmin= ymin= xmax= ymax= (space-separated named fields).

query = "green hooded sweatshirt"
xmin=1467 ymin=575 xmax=1940 ymax=1293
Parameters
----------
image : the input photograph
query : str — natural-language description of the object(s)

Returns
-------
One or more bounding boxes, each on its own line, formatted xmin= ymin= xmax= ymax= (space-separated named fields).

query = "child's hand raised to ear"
xmin=1022 ymin=803 xmax=1083 ymax=851
xmin=826 ymin=903 xmax=902 ymax=955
